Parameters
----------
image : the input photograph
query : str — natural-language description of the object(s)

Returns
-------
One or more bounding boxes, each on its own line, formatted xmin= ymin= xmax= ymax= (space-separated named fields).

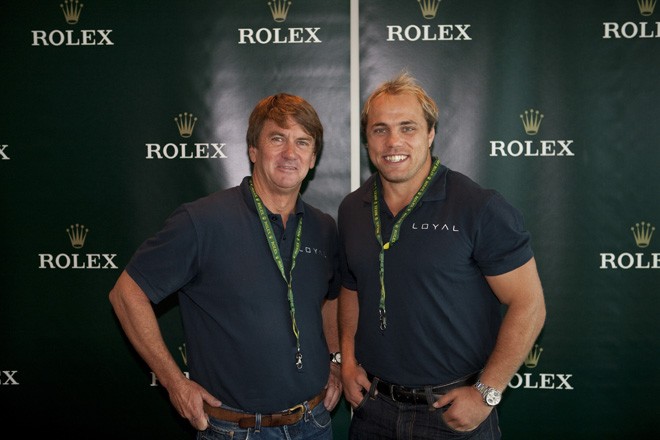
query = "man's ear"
xmin=248 ymin=145 xmax=257 ymax=163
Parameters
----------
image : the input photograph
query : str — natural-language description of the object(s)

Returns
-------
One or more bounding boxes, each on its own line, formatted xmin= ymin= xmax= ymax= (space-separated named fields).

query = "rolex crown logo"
xmin=66 ymin=223 xmax=89 ymax=249
xmin=174 ymin=112 xmax=197 ymax=138
xmin=520 ymin=109 xmax=544 ymax=135
xmin=60 ymin=0 xmax=84 ymax=25
xmin=631 ymin=221 xmax=655 ymax=248
xmin=418 ymin=0 xmax=441 ymax=19
xmin=637 ymin=0 xmax=657 ymax=16
xmin=269 ymin=0 xmax=292 ymax=22
xmin=524 ymin=344 xmax=543 ymax=368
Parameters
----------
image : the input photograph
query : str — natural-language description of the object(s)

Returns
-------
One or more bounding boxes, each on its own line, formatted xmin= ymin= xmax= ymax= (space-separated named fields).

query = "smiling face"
xmin=248 ymin=117 xmax=317 ymax=198
xmin=365 ymin=92 xmax=435 ymax=188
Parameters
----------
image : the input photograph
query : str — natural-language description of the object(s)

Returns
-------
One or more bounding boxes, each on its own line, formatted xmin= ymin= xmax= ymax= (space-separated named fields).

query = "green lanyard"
xmin=372 ymin=157 xmax=441 ymax=330
xmin=249 ymin=178 xmax=304 ymax=369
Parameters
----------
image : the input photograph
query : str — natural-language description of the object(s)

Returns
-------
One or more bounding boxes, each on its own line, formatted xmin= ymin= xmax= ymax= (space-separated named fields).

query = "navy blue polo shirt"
xmin=126 ymin=176 xmax=340 ymax=412
xmin=338 ymin=164 xmax=533 ymax=387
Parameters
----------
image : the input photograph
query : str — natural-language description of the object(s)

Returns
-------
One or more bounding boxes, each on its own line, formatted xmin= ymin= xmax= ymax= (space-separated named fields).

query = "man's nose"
xmin=282 ymin=141 xmax=297 ymax=156
xmin=385 ymin=131 xmax=403 ymax=146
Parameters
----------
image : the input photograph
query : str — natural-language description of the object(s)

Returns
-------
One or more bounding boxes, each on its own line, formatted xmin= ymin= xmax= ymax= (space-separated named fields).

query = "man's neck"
xmin=251 ymin=177 xmax=298 ymax=225
xmin=380 ymin=161 xmax=432 ymax=217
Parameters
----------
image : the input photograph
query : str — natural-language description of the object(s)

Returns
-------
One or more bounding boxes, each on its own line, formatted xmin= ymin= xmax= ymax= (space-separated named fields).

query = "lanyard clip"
xmin=379 ymin=307 xmax=387 ymax=330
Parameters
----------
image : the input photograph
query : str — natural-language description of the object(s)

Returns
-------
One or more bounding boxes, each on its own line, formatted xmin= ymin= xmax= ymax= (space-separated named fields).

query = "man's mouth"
xmin=384 ymin=155 xmax=407 ymax=163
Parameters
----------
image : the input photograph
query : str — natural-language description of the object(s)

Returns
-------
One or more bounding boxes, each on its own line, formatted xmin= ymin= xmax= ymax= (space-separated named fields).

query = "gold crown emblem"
xmin=60 ymin=0 xmax=84 ymax=25
xmin=524 ymin=344 xmax=544 ymax=368
xmin=520 ymin=108 xmax=544 ymax=135
xmin=178 ymin=343 xmax=188 ymax=366
xmin=174 ymin=112 xmax=197 ymax=138
xmin=418 ymin=0 xmax=441 ymax=19
xmin=637 ymin=0 xmax=657 ymax=16
xmin=66 ymin=223 xmax=89 ymax=249
xmin=269 ymin=0 xmax=292 ymax=22
xmin=631 ymin=221 xmax=655 ymax=248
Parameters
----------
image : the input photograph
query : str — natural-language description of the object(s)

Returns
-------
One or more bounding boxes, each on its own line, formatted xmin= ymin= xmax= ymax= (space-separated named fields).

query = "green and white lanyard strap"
xmin=249 ymin=178 xmax=305 ymax=369
xmin=371 ymin=157 xmax=441 ymax=331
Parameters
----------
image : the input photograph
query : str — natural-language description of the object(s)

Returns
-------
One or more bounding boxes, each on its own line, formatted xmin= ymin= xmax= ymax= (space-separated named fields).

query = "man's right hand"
xmin=167 ymin=377 xmax=221 ymax=431
xmin=341 ymin=362 xmax=372 ymax=408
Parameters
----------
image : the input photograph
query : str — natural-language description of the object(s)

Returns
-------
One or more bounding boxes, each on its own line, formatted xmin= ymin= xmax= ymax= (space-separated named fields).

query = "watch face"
xmin=486 ymin=389 xmax=501 ymax=406
xmin=331 ymin=352 xmax=341 ymax=364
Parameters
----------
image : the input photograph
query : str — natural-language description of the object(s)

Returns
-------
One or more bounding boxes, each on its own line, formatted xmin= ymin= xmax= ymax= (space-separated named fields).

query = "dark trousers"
xmin=349 ymin=384 xmax=501 ymax=440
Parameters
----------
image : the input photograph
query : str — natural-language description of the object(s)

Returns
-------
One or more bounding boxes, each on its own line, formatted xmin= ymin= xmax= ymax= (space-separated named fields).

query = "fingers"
xmin=346 ymin=386 xmax=365 ymax=408
xmin=190 ymin=413 xmax=209 ymax=431
xmin=324 ymin=380 xmax=343 ymax=411
xmin=324 ymin=393 xmax=340 ymax=411
xmin=199 ymin=387 xmax=222 ymax=407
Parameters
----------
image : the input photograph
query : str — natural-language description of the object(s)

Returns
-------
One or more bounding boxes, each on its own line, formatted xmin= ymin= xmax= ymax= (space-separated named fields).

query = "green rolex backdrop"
xmin=1 ymin=1 xmax=658 ymax=438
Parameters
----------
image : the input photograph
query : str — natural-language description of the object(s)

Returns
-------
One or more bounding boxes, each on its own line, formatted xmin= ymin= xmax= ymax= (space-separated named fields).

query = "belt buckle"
xmin=286 ymin=403 xmax=305 ymax=415
xmin=389 ymin=384 xmax=398 ymax=402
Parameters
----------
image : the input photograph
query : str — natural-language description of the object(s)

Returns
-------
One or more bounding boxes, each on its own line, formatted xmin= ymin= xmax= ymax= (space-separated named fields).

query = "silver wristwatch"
xmin=474 ymin=380 xmax=502 ymax=406
xmin=330 ymin=352 xmax=342 ymax=365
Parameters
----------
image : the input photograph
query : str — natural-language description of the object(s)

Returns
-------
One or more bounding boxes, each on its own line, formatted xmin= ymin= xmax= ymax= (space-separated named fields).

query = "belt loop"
xmin=255 ymin=413 xmax=262 ymax=432
xmin=369 ymin=377 xmax=380 ymax=399
xmin=424 ymin=386 xmax=436 ymax=411
xmin=303 ymin=401 xmax=310 ymax=422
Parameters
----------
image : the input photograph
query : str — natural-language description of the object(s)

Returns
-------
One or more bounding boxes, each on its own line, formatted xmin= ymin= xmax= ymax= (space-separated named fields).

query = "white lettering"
xmin=163 ymin=143 xmax=182 ymax=159
xmin=386 ymin=24 xmax=472 ymax=42
xmin=621 ymin=22 xmax=640 ymax=38
xmin=411 ymin=223 xmax=459 ymax=231
xmin=508 ymin=372 xmax=574 ymax=390
xmin=38 ymin=253 xmax=118 ymax=269
xmin=557 ymin=140 xmax=575 ymax=156
xmin=31 ymin=29 xmax=114 ymax=46
xmin=603 ymin=22 xmax=620 ymax=39
xmin=238 ymin=28 xmax=255 ymax=44
xmin=145 ymin=143 xmax=228 ymax=159
xmin=387 ymin=26 xmax=403 ymax=41
xmin=145 ymin=143 xmax=162 ymax=159
xmin=489 ymin=140 xmax=575 ymax=157
xmin=31 ymin=30 xmax=48 ymax=46
xmin=603 ymin=21 xmax=660 ymax=39
xmin=210 ymin=143 xmax=227 ymax=158
xmin=97 ymin=29 xmax=114 ymax=45
xmin=599 ymin=253 xmax=660 ymax=269
xmin=237 ymin=27 xmax=321 ymax=44
xmin=556 ymin=374 xmax=574 ymax=390
xmin=1 ymin=371 xmax=19 ymax=385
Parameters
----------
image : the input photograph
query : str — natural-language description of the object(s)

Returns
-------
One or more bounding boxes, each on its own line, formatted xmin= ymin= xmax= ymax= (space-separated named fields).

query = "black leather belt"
xmin=368 ymin=371 xmax=480 ymax=405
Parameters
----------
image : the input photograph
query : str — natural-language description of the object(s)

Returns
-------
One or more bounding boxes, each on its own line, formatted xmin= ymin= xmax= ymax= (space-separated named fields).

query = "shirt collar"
xmin=360 ymin=163 xmax=449 ymax=206
xmin=240 ymin=175 xmax=305 ymax=217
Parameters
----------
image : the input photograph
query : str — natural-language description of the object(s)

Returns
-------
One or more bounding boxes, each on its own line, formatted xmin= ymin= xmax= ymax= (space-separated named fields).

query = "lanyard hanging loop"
xmin=249 ymin=178 xmax=304 ymax=369
xmin=372 ymin=157 xmax=441 ymax=331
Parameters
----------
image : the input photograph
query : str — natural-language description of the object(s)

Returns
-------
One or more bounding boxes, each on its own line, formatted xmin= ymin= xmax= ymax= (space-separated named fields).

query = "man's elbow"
xmin=533 ymin=292 xmax=547 ymax=334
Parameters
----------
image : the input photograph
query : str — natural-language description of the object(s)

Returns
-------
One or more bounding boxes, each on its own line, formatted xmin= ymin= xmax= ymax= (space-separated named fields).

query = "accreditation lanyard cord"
xmin=371 ymin=157 xmax=441 ymax=330
xmin=249 ymin=178 xmax=304 ymax=369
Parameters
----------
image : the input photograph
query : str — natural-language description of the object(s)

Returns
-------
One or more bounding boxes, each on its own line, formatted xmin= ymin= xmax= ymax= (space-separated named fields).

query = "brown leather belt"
xmin=204 ymin=389 xmax=326 ymax=429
